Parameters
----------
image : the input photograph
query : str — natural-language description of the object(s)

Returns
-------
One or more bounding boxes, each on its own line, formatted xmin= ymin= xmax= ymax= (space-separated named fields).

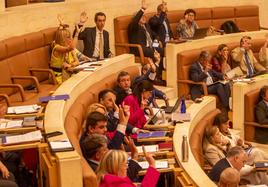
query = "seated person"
xmin=123 ymin=80 xmax=154 ymax=129
xmin=203 ymin=126 xmax=227 ymax=166
xmin=176 ymin=9 xmax=198 ymax=39
xmin=98 ymin=89 xmax=141 ymax=136
xmin=149 ymin=1 xmax=173 ymax=46
xmin=218 ymin=168 xmax=240 ymax=187
xmin=80 ymin=110 xmax=128 ymax=150
xmin=231 ymin=36 xmax=265 ymax=77
xmin=114 ymin=71 xmax=132 ymax=105
xmin=132 ymin=58 xmax=169 ymax=107
xmin=259 ymin=35 xmax=268 ymax=69
xmin=211 ymin=44 xmax=231 ymax=74
xmin=208 ymin=146 xmax=268 ymax=185
xmin=128 ymin=0 xmax=164 ymax=80
xmin=214 ymin=113 xmax=268 ymax=163
xmin=81 ymin=134 xmax=143 ymax=181
xmin=189 ymin=51 xmax=230 ymax=110
xmin=255 ymin=85 xmax=268 ymax=144
xmin=76 ymin=11 xmax=112 ymax=59
xmin=50 ymin=24 xmax=80 ymax=84
xmin=0 ymin=160 xmax=18 ymax=187
xmin=97 ymin=149 xmax=160 ymax=187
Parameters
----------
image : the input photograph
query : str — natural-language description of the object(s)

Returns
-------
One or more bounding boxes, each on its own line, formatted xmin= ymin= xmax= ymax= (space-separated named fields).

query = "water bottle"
xmin=180 ymin=96 xmax=186 ymax=113
xmin=182 ymin=135 xmax=189 ymax=162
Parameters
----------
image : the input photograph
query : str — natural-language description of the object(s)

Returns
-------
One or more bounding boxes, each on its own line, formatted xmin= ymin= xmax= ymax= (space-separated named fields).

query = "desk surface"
xmin=173 ymin=96 xmax=217 ymax=187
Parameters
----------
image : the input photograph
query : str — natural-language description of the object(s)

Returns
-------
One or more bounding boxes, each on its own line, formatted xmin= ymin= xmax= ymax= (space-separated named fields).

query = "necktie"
xmin=244 ymin=52 xmax=254 ymax=76
xmin=99 ymin=32 xmax=104 ymax=59
xmin=143 ymin=25 xmax=153 ymax=47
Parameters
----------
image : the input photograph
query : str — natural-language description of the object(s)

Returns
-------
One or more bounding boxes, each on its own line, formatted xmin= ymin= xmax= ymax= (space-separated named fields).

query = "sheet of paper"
xmin=136 ymin=145 xmax=159 ymax=153
xmin=6 ymin=120 xmax=23 ymax=128
xmin=138 ymin=160 xmax=168 ymax=169
xmin=7 ymin=104 xmax=40 ymax=114
xmin=3 ymin=130 xmax=42 ymax=145
xmin=49 ymin=139 xmax=72 ymax=150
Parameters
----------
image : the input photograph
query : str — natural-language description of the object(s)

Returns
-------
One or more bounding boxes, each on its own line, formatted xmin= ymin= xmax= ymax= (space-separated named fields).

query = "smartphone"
xmin=45 ymin=131 xmax=63 ymax=138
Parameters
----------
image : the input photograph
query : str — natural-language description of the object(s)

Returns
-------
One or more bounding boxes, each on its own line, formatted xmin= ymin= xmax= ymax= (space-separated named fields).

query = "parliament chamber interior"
xmin=1 ymin=0 xmax=268 ymax=186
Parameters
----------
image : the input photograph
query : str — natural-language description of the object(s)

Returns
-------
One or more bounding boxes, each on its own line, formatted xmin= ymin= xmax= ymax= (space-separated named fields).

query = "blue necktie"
xmin=244 ymin=52 xmax=254 ymax=76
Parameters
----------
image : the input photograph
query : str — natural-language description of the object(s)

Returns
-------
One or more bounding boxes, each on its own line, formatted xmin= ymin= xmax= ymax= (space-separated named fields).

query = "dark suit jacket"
xmin=255 ymin=100 xmax=268 ymax=143
xmin=78 ymin=27 xmax=111 ymax=58
xmin=208 ymin=158 xmax=231 ymax=182
xmin=86 ymin=159 xmax=98 ymax=172
xmin=114 ymin=86 xmax=129 ymax=105
xmin=189 ymin=62 xmax=224 ymax=99
xmin=149 ymin=12 xmax=173 ymax=46
xmin=128 ymin=9 xmax=156 ymax=56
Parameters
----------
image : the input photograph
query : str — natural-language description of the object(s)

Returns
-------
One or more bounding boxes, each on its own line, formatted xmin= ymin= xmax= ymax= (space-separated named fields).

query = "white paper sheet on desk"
xmin=136 ymin=145 xmax=159 ymax=153
xmin=49 ymin=140 xmax=72 ymax=150
xmin=7 ymin=104 xmax=40 ymax=114
xmin=138 ymin=160 xmax=168 ymax=169
xmin=2 ymin=130 xmax=42 ymax=145
xmin=0 ymin=119 xmax=23 ymax=129
xmin=247 ymin=185 xmax=268 ymax=187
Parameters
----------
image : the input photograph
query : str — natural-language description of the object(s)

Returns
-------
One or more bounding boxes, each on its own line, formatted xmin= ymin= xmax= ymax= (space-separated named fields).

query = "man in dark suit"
xmin=189 ymin=51 xmax=230 ymax=109
xmin=255 ymin=85 xmax=268 ymax=143
xmin=149 ymin=1 xmax=173 ymax=47
xmin=77 ymin=12 xmax=112 ymax=59
xmin=128 ymin=0 xmax=164 ymax=80
xmin=113 ymin=71 xmax=132 ymax=105
xmin=208 ymin=146 xmax=246 ymax=183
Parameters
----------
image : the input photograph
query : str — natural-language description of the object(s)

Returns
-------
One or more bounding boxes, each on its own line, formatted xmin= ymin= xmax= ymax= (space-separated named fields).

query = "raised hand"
xmin=112 ymin=98 xmax=119 ymax=113
xmin=141 ymin=0 xmax=148 ymax=10
xmin=125 ymin=137 xmax=138 ymax=160
xmin=142 ymin=145 xmax=155 ymax=167
xmin=79 ymin=11 xmax=88 ymax=25
xmin=118 ymin=104 xmax=129 ymax=126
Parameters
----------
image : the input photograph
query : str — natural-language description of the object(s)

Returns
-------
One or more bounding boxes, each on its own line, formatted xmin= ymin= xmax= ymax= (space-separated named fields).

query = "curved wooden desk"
xmin=166 ymin=30 xmax=268 ymax=97
xmin=173 ymin=96 xmax=217 ymax=187
xmin=44 ymin=54 xmax=137 ymax=187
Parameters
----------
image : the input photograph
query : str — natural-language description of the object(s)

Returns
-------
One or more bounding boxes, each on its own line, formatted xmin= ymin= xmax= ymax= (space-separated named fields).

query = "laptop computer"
xmin=162 ymin=98 xmax=181 ymax=114
xmin=191 ymin=27 xmax=209 ymax=40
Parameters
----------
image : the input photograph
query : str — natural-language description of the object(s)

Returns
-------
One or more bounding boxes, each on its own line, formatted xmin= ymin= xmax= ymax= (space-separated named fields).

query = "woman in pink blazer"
xmin=97 ymin=149 xmax=160 ymax=187
xmin=122 ymin=80 xmax=154 ymax=129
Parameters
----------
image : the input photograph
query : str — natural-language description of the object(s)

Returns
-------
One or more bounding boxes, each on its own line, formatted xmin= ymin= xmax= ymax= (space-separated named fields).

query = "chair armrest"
xmin=260 ymin=26 xmax=268 ymax=30
xmin=0 ymin=84 xmax=26 ymax=101
xmin=245 ymin=121 xmax=268 ymax=128
xmin=178 ymin=80 xmax=208 ymax=95
xmin=0 ymin=94 xmax=11 ymax=106
xmin=29 ymin=68 xmax=57 ymax=85
xmin=11 ymin=76 xmax=41 ymax=93
xmin=115 ymin=43 xmax=145 ymax=64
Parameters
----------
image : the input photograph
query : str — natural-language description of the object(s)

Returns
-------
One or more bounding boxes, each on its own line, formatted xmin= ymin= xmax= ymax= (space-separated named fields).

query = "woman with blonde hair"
xmin=203 ymin=126 xmax=228 ymax=166
xmin=50 ymin=17 xmax=81 ymax=84
xmin=97 ymin=149 xmax=160 ymax=187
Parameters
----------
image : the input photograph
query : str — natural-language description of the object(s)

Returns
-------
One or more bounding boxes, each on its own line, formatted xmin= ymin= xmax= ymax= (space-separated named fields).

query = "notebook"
xmin=137 ymin=131 xmax=167 ymax=139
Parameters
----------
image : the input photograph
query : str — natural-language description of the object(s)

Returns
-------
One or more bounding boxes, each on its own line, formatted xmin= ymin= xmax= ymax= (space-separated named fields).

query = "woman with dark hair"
xmin=211 ymin=44 xmax=231 ymax=74
xmin=122 ymin=80 xmax=154 ymax=129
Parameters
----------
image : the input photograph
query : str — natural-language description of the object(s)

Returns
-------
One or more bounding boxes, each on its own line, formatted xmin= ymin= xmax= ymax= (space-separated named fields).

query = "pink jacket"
xmin=99 ymin=167 xmax=160 ymax=187
xmin=123 ymin=95 xmax=146 ymax=129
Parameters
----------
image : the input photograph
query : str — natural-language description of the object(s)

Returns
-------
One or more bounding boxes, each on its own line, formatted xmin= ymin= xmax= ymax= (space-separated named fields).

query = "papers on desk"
xmin=172 ymin=112 xmax=191 ymax=122
xmin=49 ymin=139 xmax=74 ymax=152
xmin=138 ymin=160 xmax=168 ymax=169
xmin=137 ymin=131 xmax=167 ymax=139
xmin=1 ymin=130 xmax=42 ymax=145
xmin=136 ymin=145 xmax=159 ymax=153
xmin=233 ymin=78 xmax=255 ymax=84
xmin=74 ymin=62 xmax=102 ymax=71
xmin=7 ymin=104 xmax=41 ymax=114
xmin=0 ymin=119 xmax=23 ymax=129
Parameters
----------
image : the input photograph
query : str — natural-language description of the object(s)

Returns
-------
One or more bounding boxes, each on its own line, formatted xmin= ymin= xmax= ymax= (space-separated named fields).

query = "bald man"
xmin=218 ymin=168 xmax=240 ymax=187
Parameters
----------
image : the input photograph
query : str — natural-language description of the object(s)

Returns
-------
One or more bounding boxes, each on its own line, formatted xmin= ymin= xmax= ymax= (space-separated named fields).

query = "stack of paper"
xmin=136 ymin=145 xmax=159 ymax=153
xmin=7 ymin=105 xmax=41 ymax=114
xmin=49 ymin=139 xmax=74 ymax=152
xmin=138 ymin=160 xmax=168 ymax=169
xmin=0 ymin=119 xmax=23 ymax=129
xmin=2 ymin=130 xmax=42 ymax=145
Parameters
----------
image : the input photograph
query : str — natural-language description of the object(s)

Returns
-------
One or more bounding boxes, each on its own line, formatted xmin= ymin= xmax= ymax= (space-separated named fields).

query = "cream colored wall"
xmin=0 ymin=0 xmax=268 ymax=53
